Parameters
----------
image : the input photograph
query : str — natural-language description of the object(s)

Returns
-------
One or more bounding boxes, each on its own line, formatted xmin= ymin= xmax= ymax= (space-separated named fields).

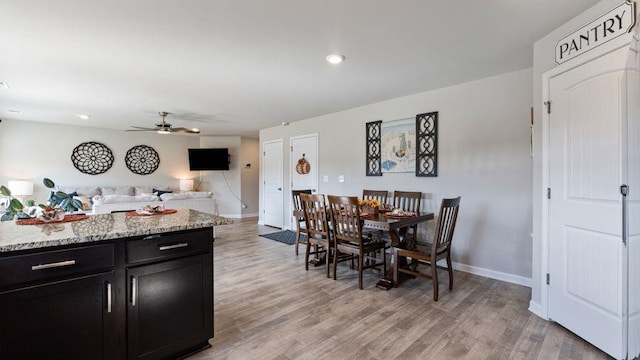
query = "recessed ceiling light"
xmin=77 ymin=114 xmax=91 ymax=120
xmin=326 ymin=54 xmax=345 ymax=64
xmin=8 ymin=109 xmax=22 ymax=114
xmin=0 ymin=81 xmax=8 ymax=89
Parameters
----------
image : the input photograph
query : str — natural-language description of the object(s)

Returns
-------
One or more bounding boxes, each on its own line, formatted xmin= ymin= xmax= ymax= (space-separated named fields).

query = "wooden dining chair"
xmin=327 ymin=195 xmax=387 ymax=289
xmin=362 ymin=189 xmax=388 ymax=205
xmin=393 ymin=196 xmax=461 ymax=301
xmin=392 ymin=190 xmax=422 ymax=239
xmin=292 ymin=189 xmax=312 ymax=256
xmin=300 ymin=193 xmax=331 ymax=277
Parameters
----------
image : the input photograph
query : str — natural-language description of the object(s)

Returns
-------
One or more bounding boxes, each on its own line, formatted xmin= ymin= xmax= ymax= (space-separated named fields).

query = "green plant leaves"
xmin=43 ymin=178 xmax=55 ymax=189
xmin=9 ymin=198 xmax=23 ymax=210
xmin=0 ymin=185 xmax=10 ymax=197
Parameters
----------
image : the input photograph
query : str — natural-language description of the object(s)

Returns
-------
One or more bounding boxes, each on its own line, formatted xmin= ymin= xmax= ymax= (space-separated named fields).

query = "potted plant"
xmin=0 ymin=178 xmax=83 ymax=221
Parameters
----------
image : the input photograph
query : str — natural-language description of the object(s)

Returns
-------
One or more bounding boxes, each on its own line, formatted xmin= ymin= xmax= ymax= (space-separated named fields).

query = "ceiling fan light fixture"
xmin=191 ymin=128 xmax=200 ymax=133
xmin=157 ymin=129 xmax=171 ymax=134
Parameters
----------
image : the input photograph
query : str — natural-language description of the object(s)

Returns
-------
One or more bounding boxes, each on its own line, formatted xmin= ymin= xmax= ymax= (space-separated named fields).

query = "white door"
xmin=290 ymin=134 xmax=319 ymax=230
xmin=290 ymin=134 xmax=318 ymax=192
xmin=548 ymin=46 xmax=628 ymax=359
xmin=263 ymin=140 xmax=284 ymax=228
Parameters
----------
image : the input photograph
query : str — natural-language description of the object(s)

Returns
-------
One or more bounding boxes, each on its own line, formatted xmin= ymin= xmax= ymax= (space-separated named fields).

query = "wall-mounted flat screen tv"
xmin=188 ymin=148 xmax=230 ymax=170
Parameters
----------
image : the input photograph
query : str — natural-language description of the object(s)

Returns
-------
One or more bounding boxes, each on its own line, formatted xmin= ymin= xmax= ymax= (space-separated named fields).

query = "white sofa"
xmin=60 ymin=186 xmax=216 ymax=215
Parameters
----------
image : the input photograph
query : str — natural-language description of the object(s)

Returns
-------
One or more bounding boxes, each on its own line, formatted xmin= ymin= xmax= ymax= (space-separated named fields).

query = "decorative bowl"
xmin=37 ymin=208 xmax=65 ymax=222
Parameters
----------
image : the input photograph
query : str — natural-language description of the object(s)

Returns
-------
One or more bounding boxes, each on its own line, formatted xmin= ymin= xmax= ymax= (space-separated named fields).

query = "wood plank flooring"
xmin=188 ymin=220 xmax=611 ymax=360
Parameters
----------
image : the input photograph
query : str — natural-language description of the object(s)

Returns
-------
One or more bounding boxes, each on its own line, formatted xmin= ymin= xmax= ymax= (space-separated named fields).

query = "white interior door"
xmin=548 ymin=46 xmax=628 ymax=359
xmin=263 ymin=140 xmax=283 ymax=228
xmin=290 ymin=134 xmax=318 ymax=230
xmin=290 ymin=134 xmax=318 ymax=192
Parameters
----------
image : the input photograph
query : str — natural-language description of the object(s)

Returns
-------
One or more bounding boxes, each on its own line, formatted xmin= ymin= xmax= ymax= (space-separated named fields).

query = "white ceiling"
xmin=0 ymin=0 xmax=600 ymax=137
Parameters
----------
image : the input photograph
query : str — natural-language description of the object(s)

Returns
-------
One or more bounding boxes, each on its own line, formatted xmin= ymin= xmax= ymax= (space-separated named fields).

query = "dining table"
xmin=362 ymin=211 xmax=434 ymax=289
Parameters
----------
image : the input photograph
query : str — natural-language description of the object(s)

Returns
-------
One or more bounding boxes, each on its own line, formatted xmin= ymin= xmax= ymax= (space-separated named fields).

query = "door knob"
xmin=278 ymin=187 xmax=282 ymax=191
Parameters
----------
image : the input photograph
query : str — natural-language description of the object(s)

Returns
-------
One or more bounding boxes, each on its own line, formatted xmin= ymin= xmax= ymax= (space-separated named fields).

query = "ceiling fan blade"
xmin=172 ymin=127 xmax=201 ymax=134
xmin=128 ymin=126 xmax=156 ymax=131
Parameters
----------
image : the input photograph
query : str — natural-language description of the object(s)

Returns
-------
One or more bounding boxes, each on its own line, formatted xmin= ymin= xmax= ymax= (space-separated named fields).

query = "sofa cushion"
xmin=100 ymin=186 xmax=134 ymax=196
xmin=61 ymin=187 xmax=101 ymax=197
xmin=135 ymin=186 xmax=153 ymax=196
xmin=92 ymin=194 xmax=159 ymax=205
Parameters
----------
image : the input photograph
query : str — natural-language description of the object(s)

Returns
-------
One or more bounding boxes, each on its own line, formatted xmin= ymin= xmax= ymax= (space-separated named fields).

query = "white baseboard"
xmin=452 ymin=261 xmax=532 ymax=288
xmin=528 ymin=300 xmax=546 ymax=319
xmin=218 ymin=212 xmax=259 ymax=219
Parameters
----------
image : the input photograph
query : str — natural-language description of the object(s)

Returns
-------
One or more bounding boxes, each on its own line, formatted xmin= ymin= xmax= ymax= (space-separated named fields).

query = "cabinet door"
xmin=0 ymin=272 xmax=115 ymax=360
xmin=127 ymin=254 xmax=213 ymax=360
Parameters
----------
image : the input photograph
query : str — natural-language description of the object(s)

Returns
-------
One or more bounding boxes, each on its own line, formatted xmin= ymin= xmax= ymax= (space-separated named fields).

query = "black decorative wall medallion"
xmin=365 ymin=120 xmax=382 ymax=176
xmin=415 ymin=112 xmax=438 ymax=177
xmin=71 ymin=141 xmax=114 ymax=175
xmin=125 ymin=145 xmax=160 ymax=175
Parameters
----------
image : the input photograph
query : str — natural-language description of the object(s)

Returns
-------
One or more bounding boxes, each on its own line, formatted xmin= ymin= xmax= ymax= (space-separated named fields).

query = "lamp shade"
xmin=8 ymin=180 xmax=34 ymax=196
xmin=179 ymin=179 xmax=194 ymax=191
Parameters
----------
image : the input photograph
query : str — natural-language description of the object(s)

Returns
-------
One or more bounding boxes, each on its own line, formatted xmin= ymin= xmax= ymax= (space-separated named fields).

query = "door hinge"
xmin=621 ymin=184 xmax=629 ymax=196
xmin=290 ymin=146 xmax=293 ymax=152
xmin=544 ymin=101 xmax=551 ymax=114
xmin=546 ymin=273 xmax=550 ymax=285
xmin=547 ymin=188 xmax=551 ymax=199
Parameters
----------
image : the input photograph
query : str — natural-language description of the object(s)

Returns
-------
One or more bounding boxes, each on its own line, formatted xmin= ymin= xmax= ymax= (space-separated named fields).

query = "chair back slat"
xmin=392 ymin=191 xmax=422 ymax=213
xmin=362 ymin=190 xmax=388 ymax=205
xmin=292 ymin=189 xmax=312 ymax=219
xmin=300 ymin=193 xmax=330 ymax=240
xmin=327 ymin=195 xmax=363 ymax=245
xmin=432 ymin=197 xmax=461 ymax=255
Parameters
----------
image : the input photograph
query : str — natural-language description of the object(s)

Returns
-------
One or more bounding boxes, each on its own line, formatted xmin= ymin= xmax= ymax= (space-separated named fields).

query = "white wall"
xmin=0 ymin=119 xmax=199 ymax=201
xmin=260 ymin=68 xmax=533 ymax=282
xmin=530 ymin=0 xmax=634 ymax=314
xmin=241 ymin=137 xmax=260 ymax=217
xmin=198 ymin=136 xmax=245 ymax=218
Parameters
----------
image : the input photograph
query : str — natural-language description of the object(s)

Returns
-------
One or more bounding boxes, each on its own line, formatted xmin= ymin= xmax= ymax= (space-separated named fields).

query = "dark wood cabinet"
xmin=127 ymin=254 xmax=213 ymax=360
xmin=0 ymin=271 xmax=115 ymax=360
xmin=0 ymin=227 xmax=213 ymax=360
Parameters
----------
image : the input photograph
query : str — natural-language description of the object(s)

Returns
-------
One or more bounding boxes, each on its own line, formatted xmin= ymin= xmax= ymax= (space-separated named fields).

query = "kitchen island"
xmin=0 ymin=209 xmax=223 ymax=360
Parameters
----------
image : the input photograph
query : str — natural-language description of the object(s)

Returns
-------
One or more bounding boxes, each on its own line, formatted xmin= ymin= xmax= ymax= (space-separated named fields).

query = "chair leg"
xmin=392 ymin=248 xmax=399 ymax=286
xmin=382 ymin=246 xmax=387 ymax=276
xmin=305 ymin=241 xmax=311 ymax=271
xmin=358 ymin=251 xmax=364 ymax=289
xmin=431 ymin=260 xmax=439 ymax=301
xmin=333 ymin=247 xmax=338 ymax=280
xmin=326 ymin=245 xmax=331 ymax=278
xmin=447 ymin=253 xmax=454 ymax=291
xmin=294 ymin=230 xmax=301 ymax=256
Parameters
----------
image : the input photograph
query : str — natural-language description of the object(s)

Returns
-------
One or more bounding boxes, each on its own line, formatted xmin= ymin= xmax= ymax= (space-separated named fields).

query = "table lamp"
xmin=179 ymin=179 xmax=194 ymax=192
xmin=8 ymin=180 xmax=34 ymax=203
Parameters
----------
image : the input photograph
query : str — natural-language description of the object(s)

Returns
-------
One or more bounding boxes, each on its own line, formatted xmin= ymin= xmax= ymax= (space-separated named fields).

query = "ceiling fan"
xmin=128 ymin=112 xmax=201 ymax=134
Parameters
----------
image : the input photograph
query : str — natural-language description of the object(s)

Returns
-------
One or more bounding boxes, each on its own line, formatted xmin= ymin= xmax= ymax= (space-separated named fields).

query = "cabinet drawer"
xmin=0 ymin=244 xmax=114 ymax=289
xmin=126 ymin=229 xmax=211 ymax=264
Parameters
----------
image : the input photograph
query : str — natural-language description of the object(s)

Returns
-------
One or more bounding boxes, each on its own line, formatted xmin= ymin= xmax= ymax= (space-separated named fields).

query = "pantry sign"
xmin=555 ymin=1 xmax=636 ymax=64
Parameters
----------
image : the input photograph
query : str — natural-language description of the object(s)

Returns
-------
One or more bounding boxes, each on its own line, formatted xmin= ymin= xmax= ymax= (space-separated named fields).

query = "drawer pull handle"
xmin=106 ymin=282 xmax=112 ymax=313
xmin=31 ymin=260 xmax=76 ymax=271
xmin=158 ymin=243 xmax=188 ymax=251
xmin=143 ymin=234 xmax=162 ymax=240
xmin=131 ymin=277 xmax=137 ymax=307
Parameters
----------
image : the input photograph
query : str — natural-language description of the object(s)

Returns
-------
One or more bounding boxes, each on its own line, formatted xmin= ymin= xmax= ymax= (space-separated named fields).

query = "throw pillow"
xmin=153 ymin=188 xmax=173 ymax=196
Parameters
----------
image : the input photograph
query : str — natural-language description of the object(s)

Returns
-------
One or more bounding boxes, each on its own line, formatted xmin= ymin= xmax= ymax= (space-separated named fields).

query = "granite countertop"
xmin=0 ymin=209 xmax=232 ymax=253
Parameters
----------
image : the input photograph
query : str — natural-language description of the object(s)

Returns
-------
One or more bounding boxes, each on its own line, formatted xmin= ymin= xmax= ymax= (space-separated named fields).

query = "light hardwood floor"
xmin=189 ymin=219 xmax=611 ymax=360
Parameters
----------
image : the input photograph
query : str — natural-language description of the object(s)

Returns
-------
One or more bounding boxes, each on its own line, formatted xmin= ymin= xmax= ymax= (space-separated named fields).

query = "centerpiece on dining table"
xmin=358 ymin=198 xmax=382 ymax=216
